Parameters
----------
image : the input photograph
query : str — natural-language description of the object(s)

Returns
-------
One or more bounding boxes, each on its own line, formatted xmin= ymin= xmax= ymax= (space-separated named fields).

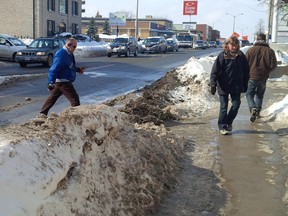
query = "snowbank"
xmin=0 ymin=105 xmax=184 ymax=215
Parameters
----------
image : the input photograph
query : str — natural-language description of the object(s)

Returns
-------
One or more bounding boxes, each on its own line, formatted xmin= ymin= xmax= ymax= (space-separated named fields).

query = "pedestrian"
xmin=39 ymin=38 xmax=85 ymax=117
xmin=210 ymin=36 xmax=250 ymax=135
xmin=245 ymin=33 xmax=277 ymax=122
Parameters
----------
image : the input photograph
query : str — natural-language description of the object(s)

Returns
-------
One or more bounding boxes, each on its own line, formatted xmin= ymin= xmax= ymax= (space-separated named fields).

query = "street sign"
xmin=182 ymin=22 xmax=196 ymax=30
xmin=109 ymin=12 xmax=126 ymax=26
xmin=183 ymin=1 xmax=198 ymax=15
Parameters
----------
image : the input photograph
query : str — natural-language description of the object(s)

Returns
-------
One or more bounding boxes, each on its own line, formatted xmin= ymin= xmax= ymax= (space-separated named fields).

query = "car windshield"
xmin=167 ymin=40 xmax=174 ymax=44
xmin=113 ymin=38 xmax=128 ymax=43
xmin=196 ymin=40 xmax=203 ymax=44
xmin=144 ymin=38 xmax=160 ymax=43
xmin=177 ymin=36 xmax=192 ymax=41
xmin=29 ymin=39 xmax=54 ymax=48
xmin=8 ymin=38 xmax=26 ymax=46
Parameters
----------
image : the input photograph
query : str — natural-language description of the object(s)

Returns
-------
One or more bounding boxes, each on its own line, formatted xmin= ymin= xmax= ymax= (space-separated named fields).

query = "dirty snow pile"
xmin=0 ymin=105 xmax=184 ymax=216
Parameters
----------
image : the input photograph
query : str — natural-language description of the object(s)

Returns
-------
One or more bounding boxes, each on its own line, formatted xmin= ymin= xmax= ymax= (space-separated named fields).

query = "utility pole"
xmin=226 ymin=13 xmax=244 ymax=33
xmin=272 ymin=0 xmax=279 ymax=42
xmin=135 ymin=0 xmax=139 ymax=38
xmin=267 ymin=0 xmax=274 ymax=43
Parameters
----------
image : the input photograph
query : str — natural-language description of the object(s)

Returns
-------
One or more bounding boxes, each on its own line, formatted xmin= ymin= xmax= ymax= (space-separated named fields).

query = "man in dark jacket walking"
xmin=39 ymin=38 xmax=85 ymax=117
xmin=210 ymin=36 xmax=250 ymax=135
xmin=245 ymin=33 xmax=277 ymax=122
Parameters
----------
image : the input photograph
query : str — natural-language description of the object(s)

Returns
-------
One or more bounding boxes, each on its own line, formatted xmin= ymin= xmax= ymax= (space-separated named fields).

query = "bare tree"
xmin=255 ymin=18 xmax=265 ymax=34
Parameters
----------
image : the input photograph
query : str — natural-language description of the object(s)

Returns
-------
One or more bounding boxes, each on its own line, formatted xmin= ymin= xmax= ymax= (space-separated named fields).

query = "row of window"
xmin=47 ymin=20 xmax=79 ymax=36
xmin=48 ymin=0 xmax=79 ymax=16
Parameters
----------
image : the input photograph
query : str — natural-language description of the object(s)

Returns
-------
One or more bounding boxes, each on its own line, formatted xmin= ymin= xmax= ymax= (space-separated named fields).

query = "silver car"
xmin=0 ymin=34 xmax=27 ymax=61
xmin=141 ymin=36 xmax=167 ymax=54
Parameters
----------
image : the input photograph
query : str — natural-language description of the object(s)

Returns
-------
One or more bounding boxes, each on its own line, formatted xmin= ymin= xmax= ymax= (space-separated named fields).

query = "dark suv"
xmin=239 ymin=39 xmax=251 ymax=47
xmin=15 ymin=37 xmax=65 ymax=67
xmin=107 ymin=36 xmax=138 ymax=57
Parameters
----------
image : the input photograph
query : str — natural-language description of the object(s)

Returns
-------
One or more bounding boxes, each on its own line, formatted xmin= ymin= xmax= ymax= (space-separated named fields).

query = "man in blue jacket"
xmin=210 ymin=36 xmax=250 ymax=135
xmin=39 ymin=38 xmax=85 ymax=117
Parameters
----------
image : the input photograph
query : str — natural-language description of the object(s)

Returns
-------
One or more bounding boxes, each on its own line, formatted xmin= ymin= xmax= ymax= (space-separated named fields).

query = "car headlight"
xmin=119 ymin=46 xmax=126 ymax=49
xmin=36 ymin=52 xmax=46 ymax=56
xmin=16 ymin=52 xmax=23 ymax=55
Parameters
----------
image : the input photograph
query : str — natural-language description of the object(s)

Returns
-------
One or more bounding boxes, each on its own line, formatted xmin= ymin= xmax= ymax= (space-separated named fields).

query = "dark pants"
xmin=246 ymin=80 xmax=266 ymax=114
xmin=40 ymin=82 xmax=80 ymax=115
xmin=218 ymin=93 xmax=241 ymax=130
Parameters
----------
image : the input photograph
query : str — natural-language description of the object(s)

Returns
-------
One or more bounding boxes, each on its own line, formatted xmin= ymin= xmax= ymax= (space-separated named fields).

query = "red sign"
xmin=242 ymin=35 xmax=248 ymax=40
xmin=232 ymin=32 xmax=240 ymax=38
xmin=183 ymin=1 xmax=198 ymax=15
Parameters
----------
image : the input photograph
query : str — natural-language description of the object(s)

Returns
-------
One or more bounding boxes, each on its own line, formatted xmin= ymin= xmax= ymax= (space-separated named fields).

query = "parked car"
xmin=209 ymin=41 xmax=217 ymax=48
xmin=166 ymin=38 xmax=179 ymax=52
xmin=203 ymin=41 xmax=209 ymax=49
xmin=15 ymin=37 xmax=65 ymax=67
xmin=0 ymin=34 xmax=27 ymax=61
xmin=193 ymin=40 xmax=206 ymax=49
xmin=141 ymin=36 xmax=167 ymax=54
xmin=107 ymin=36 xmax=138 ymax=57
xmin=239 ymin=39 xmax=251 ymax=47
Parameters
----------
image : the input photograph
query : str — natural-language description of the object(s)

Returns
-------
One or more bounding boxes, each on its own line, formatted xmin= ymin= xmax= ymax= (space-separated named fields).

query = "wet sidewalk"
xmin=214 ymin=99 xmax=287 ymax=215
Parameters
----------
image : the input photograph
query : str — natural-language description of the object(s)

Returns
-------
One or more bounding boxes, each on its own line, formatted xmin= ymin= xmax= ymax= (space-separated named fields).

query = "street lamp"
xmin=226 ymin=13 xmax=244 ymax=33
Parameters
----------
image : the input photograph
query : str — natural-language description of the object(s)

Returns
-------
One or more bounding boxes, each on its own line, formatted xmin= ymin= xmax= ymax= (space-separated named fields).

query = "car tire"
xmin=107 ymin=53 xmax=112 ymax=57
xmin=125 ymin=49 xmax=130 ymax=57
xmin=19 ymin=62 xmax=27 ymax=68
xmin=12 ymin=53 xmax=17 ymax=62
xmin=44 ymin=54 xmax=53 ymax=67
xmin=134 ymin=48 xmax=138 ymax=57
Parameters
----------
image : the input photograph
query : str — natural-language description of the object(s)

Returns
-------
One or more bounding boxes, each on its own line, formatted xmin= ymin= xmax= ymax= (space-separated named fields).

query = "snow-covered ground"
xmin=0 ymin=41 xmax=288 ymax=215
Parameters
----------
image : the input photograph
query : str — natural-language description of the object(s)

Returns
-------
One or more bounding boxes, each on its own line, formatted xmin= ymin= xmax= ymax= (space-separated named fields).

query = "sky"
xmin=83 ymin=0 xmax=269 ymax=41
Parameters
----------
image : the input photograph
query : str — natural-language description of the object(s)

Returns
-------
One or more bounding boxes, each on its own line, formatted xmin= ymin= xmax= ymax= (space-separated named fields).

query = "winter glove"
xmin=47 ymin=84 xmax=55 ymax=91
xmin=210 ymin=85 xmax=216 ymax=95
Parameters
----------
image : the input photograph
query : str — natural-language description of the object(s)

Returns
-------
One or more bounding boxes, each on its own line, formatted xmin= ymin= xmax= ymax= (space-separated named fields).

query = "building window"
xmin=71 ymin=23 xmax=78 ymax=34
xmin=48 ymin=0 xmax=55 ymax=11
xmin=59 ymin=0 xmax=68 ymax=14
xmin=47 ymin=20 xmax=56 ymax=36
xmin=72 ymin=1 xmax=79 ymax=16
xmin=58 ymin=22 xmax=67 ymax=33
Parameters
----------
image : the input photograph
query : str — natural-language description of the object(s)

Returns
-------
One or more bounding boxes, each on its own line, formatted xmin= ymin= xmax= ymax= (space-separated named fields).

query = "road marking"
xmin=86 ymin=64 xmax=114 ymax=71
xmin=84 ymin=72 xmax=106 ymax=78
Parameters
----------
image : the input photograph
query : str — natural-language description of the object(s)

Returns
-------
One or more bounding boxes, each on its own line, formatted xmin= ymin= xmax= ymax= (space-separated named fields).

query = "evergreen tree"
xmin=96 ymin=11 xmax=102 ymax=18
xmin=86 ymin=17 xmax=98 ymax=39
xmin=102 ymin=20 xmax=111 ymax=35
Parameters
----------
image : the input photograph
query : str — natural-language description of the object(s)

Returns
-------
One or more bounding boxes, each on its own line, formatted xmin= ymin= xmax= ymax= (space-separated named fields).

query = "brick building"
xmin=0 ymin=0 xmax=83 ymax=38
xmin=196 ymin=24 xmax=213 ymax=41
xmin=82 ymin=16 xmax=174 ymax=39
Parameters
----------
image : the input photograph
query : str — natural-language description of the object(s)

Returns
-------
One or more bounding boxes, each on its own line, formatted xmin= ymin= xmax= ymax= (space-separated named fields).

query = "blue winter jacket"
xmin=48 ymin=46 xmax=78 ymax=84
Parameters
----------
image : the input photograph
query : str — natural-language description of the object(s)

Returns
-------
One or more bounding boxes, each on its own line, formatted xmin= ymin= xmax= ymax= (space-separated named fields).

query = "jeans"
xmin=218 ymin=93 xmax=241 ymax=130
xmin=246 ymin=80 xmax=266 ymax=113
